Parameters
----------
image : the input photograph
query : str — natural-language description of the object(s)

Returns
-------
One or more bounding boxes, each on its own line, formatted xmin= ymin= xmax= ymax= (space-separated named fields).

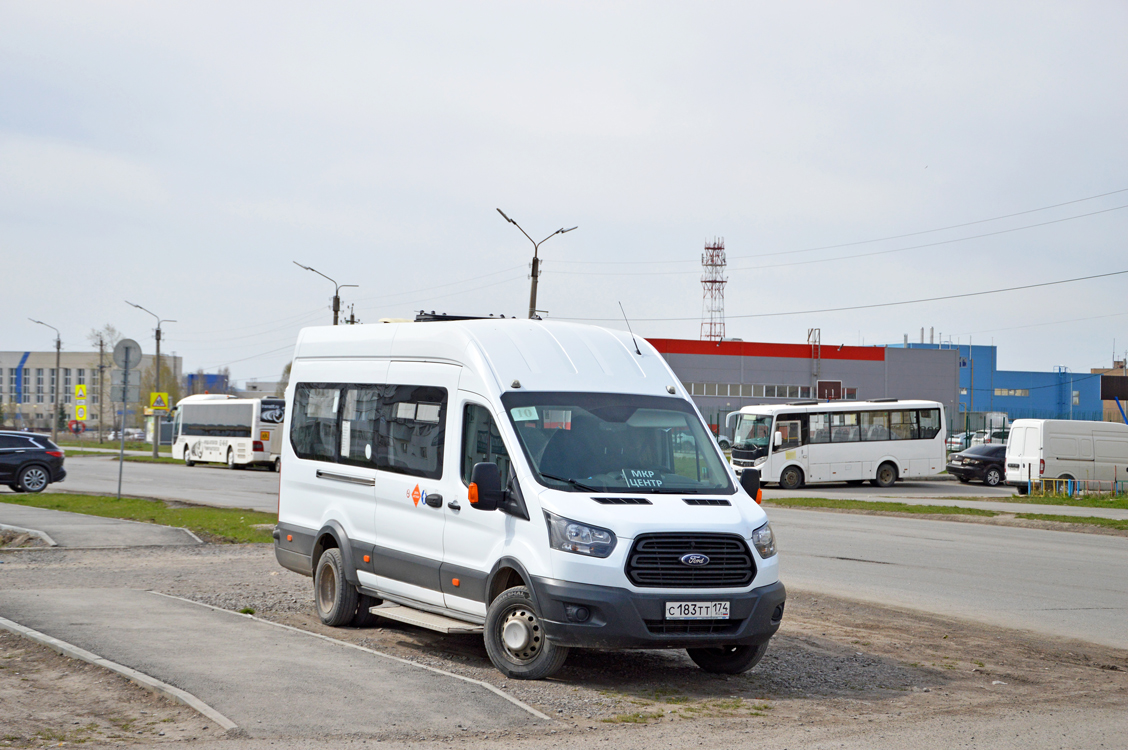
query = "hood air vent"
xmin=592 ymin=497 xmax=653 ymax=505
xmin=682 ymin=498 xmax=731 ymax=506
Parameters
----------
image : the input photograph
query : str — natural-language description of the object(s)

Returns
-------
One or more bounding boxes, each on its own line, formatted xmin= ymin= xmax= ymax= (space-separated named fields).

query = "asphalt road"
xmin=769 ymin=506 xmax=1128 ymax=649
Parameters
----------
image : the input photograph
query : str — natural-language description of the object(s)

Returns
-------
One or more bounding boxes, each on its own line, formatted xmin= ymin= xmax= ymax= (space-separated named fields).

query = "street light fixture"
xmin=293 ymin=261 xmax=358 ymax=325
xmin=28 ymin=318 xmax=61 ymax=443
xmin=496 ymin=209 xmax=577 ymax=319
xmin=127 ymin=302 xmax=177 ymax=458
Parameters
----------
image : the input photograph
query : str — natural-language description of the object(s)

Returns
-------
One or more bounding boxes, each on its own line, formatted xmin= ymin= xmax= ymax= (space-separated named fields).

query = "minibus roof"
xmin=292 ymin=319 xmax=681 ymax=398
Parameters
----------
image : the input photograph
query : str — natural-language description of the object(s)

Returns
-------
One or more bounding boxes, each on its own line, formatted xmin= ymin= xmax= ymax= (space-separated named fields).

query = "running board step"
xmin=370 ymin=603 xmax=484 ymax=634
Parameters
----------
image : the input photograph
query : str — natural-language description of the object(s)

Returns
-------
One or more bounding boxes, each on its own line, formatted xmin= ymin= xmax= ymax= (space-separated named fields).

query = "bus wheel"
xmin=227 ymin=448 xmax=236 ymax=469
xmin=184 ymin=451 xmax=194 ymax=467
xmin=778 ymin=466 xmax=804 ymax=490
xmin=872 ymin=462 xmax=897 ymax=488
xmin=273 ymin=457 xmax=280 ymax=473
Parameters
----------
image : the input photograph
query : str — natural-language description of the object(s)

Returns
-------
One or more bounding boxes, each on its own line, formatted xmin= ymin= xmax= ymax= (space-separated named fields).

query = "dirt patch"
xmin=0 ymin=530 xmax=48 ymax=549
xmin=0 ymin=629 xmax=222 ymax=747
xmin=2 ymin=543 xmax=1125 ymax=744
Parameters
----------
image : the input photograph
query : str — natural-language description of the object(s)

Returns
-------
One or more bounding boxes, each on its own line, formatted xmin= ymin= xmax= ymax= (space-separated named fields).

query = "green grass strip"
xmin=0 ymin=493 xmax=275 ymax=543
xmin=1014 ymin=513 xmax=1128 ymax=531
xmin=949 ymin=493 xmax=1128 ymax=510
xmin=57 ymin=439 xmax=171 ymax=454
xmin=764 ymin=497 xmax=998 ymax=517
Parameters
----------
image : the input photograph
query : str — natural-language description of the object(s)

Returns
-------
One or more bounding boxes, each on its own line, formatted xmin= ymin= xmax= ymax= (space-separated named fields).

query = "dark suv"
xmin=947 ymin=444 xmax=1006 ymax=487
xmin=0 ymin=432 xmax=66 ymax=493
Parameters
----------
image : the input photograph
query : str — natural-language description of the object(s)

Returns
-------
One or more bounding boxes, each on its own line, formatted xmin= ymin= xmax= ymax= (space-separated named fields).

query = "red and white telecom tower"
xmin=700 ymin=238 xmax=727 ymax=341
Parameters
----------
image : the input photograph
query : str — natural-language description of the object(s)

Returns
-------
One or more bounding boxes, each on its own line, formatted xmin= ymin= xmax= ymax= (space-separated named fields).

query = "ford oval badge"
xmin=680 ymin=553 xmax=710 ymax=566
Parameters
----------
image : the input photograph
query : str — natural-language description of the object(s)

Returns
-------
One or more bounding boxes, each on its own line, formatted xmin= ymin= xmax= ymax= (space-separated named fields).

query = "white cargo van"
xmin=1005 ymin=418 xmax=1128 ymax=493
xmin=274 ymin=318 xmax=785 ymax=679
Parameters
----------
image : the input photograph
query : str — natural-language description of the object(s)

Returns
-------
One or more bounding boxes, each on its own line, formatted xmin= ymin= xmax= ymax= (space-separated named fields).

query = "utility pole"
xmin=293 ymin=262 xmax=357 ymax=325
xmin=127 ymin=302 xmax=176 ymax=458
xmin=97 ymin=336 xmax=106 ymax=443
xmin=496 ymin=209 xmax=577 ymax=319
xmin=29 ymin=319 xmax=61 ymax=443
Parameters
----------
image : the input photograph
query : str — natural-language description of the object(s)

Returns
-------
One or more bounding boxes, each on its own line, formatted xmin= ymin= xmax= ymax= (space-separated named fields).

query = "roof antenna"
xmin=619 ymin=301 xmax=642 ymax=355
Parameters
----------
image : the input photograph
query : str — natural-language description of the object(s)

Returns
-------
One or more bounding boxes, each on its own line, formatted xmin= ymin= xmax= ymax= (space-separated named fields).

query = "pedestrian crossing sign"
xmin=150 ymin=392 xmax=170 ymax=411
xmin=75 ymin=384 xmax=87 ymax=400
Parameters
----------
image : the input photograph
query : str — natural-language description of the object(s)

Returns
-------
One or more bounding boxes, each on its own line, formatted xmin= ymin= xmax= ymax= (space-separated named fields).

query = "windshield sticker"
xmin=510 ymin=406 xmax=538 ymax=422
xmin=544 ymin=409 xmax=572 ymax=430
xmin=622 ymin=469 xmax=664 ymax=489
xmin=416 ymin=403 xmax=441 ymax=423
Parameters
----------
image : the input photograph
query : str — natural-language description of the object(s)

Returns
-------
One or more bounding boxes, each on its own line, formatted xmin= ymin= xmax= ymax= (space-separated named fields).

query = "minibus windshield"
xmin=734 ymin=414 xmax=773 ymax=450
xmin=502 ymin=392 xmax=734 ymax=494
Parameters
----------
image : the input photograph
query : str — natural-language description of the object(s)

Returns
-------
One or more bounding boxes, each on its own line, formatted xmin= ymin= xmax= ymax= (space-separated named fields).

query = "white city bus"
xmin=727 ymin=399 xmax=946 ymax=489
xmin=170 ymin=394 xmax=286 ymax=471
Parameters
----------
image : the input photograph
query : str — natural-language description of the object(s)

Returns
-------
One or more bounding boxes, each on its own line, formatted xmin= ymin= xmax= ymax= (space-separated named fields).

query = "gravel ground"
xmin=2 ymin=543 xmax=1127 ymax=747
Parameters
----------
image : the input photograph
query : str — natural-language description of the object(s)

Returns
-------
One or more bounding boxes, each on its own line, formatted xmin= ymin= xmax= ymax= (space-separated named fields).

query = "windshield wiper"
xmin=538 ymin=472 xmax=602 ymax=492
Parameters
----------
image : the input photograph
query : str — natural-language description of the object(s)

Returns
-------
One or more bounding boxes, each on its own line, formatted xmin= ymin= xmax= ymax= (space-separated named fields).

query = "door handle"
xmin=447 ymin=500 xmax=461 ymax=511
xmin=425 ymin=493 xmax=443 ymax=508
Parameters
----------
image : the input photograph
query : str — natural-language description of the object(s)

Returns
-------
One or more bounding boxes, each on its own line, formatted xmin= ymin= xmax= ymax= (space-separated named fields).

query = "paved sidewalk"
xmin=0 ymin=589 xmax=541 ymax=739
xmin=0 ymin=504 xmax=199 ymax=547
xmin=764 ymin=493 xmax=1128 ymax=520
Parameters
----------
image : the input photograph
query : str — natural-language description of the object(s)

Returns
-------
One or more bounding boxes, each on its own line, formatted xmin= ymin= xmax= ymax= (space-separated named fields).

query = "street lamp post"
xmin=127 ymin=302 xmax=177 ymax=459
xmin=29 ymin=319 xmax=61 ymax=443
xmin=293 ymin=262 xmax=358 ymax=325
xmin=496 ymin=209 xmax=577 ymax=319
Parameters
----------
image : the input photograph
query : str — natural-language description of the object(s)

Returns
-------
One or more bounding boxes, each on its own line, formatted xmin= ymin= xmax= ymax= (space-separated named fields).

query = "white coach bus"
xmin=171 ymin=394 xmax=286 ymax=471
xmin=727 ymin=399 xmax=946 ymax=489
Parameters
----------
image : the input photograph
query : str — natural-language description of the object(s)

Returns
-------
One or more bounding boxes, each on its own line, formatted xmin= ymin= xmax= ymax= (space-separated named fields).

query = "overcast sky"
xmin=3 ymin=2 xmax=1126 ymax=385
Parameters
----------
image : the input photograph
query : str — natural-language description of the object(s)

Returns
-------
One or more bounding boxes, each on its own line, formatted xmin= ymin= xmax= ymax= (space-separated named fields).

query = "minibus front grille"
xmin=626 ymin=534 xmax=755 ymax=588
xmin=592 ymin=497 xmax=653 ymax=505
xmin=644 ymin=618 xmax=743 ymax=635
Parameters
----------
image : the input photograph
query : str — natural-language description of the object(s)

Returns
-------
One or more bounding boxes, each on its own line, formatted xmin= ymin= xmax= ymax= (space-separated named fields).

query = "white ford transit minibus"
xmin=1005 ymin=418 xmax=1128 ymax=493
xmin=274 ymin=318 xmax=785 ymax=679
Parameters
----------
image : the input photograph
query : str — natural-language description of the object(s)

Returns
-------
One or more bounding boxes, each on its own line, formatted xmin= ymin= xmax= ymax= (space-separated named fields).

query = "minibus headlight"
xmin=544 ymin=511 xmax=617 ymax=558
xmin=751 ymin=522 xmax=776 ymax=558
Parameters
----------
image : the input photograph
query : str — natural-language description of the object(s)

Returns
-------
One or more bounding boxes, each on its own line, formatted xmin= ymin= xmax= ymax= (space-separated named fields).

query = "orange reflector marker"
xmin=452 ymin=578 xmax=460 ymax=587
xmin=363 ymin=555 xmax=370 ymax=563
xmin=468 ymin=483 xmax=479 ymax=504
xmin=756 ymin=488 xmax=763 ymax=505
xmin=286 ymin=534 xmax=292 ymax=542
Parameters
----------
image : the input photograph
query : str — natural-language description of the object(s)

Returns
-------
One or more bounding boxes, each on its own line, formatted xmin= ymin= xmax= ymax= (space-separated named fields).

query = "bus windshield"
xmin=734 ymin=414 xmax=773 ymax=450
xmin=502 ymin=391 xmax=734 ymax=494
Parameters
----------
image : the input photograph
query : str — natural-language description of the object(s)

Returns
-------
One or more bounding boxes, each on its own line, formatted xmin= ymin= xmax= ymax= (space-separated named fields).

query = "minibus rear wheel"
xmin=314 ymin=548 xmax=358 ymax=627
xmin=687 ymin=642 xmax=768 ymax=674
xmin=484 ymin=586 xmax=569 ymax=680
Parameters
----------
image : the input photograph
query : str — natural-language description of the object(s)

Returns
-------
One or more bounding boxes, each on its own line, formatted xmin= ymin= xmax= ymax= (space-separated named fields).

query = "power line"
xmin=549 ymin=204 xmax=1128 ymax=276
xmin=551 ymin=185 xmax=1128 ymax=266
xmin=553 ymin=269 xmax=1128 ymax=322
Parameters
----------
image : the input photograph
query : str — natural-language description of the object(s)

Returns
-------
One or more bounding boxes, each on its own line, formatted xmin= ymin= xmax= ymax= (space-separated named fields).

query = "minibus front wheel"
xmin=484 ymin=586 xmax=569 ymax=680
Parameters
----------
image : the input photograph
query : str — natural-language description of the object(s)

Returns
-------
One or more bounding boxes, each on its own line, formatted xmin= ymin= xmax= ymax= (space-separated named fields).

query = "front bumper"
xmin=529 ymin=576 xmax=786 ymax=650
xmin=945 ymin=463 xmax=984 ymax=481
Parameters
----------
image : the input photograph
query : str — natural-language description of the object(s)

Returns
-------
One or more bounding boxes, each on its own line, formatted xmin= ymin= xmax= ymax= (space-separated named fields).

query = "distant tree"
xmin=275 ymin=362 xmax=292 ymax=397
xmin=138 ymin=361 xmax=183 ymax=410
xmin=218 ymin=366 xmax=232 ymax=393
xmin=87 ymin=324 xmax=123 ymax=350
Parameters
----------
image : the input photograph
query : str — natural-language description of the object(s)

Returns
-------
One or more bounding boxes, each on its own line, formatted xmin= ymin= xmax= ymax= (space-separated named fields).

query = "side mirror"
xmin=469 ymin=462 xmax=503 ymax=511
xmin=740 ymin=467 xmax=762 ymax=504
xmin=774 ymin=431 xmax=783 ymax=447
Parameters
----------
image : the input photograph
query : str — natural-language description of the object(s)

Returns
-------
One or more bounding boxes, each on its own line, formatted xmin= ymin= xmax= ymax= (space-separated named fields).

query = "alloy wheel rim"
xmin=24 ymin=468 xmax=47 ymax=491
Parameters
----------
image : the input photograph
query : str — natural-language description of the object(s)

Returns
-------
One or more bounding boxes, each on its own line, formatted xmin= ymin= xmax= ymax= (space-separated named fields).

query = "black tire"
xmin=8 ymin=484 xmax=24 ymax=493
xmin=871 ymin=462 xmax=897 ymax=488
xmin=314 ymin=548 xmax=359 ymax=627
xmin=687 ymin=642 xmax=769 ymax=674
xmin=484 ymin=586 xmax=569 ymax=680
xmin=984 ymin=467 xmax=1002 ymax=487
xmin=351 ymin=593 xmax=383 ymax=627
xmin=1016 ymin=484 xmax=1029 ymax=496
xmin=957 ymin=476 xmax=971 ymax=484
xmin=272 ymin=457 xmax=281 ymax=473
xmin=17 ymin=465 xmax=50 ymax=493
xmin=227 ymin=448 xmax=236 ymax=470
xmin=184 ymin=449 xmax=194 ymax=467
xmin=778 ymin=466 xmax=804 ymax=490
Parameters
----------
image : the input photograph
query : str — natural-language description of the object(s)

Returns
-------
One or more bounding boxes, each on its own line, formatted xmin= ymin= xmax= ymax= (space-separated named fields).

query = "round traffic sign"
xmin=68 ymin=420 xmax=86 ymax=435
xmin=112 ymin=338 xmax=142 ymax=369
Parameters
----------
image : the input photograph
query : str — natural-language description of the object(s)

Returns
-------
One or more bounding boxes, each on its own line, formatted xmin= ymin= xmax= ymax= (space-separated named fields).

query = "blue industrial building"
xmin=894 ymin=343 xmax=1104 ymax=421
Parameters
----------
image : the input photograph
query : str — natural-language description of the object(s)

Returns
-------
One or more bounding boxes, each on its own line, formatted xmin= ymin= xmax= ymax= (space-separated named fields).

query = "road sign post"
xmin=112 ymin=339 xmax=141 ymax=501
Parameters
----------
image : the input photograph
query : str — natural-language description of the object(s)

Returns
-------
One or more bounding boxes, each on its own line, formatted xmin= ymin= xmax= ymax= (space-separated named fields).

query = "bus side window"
xmin=809 ymin=413 xmax=830 ymax=444
xmin=861 ymin=411 xmax=890 ymax=441
xmin=890 ymin=410 xmax=918 ymax=440
xmin=918 ymin=409 xmax=941 ymax=439
xmin=831 ymin=412 xmax=860 ymax=442
xmin=775 ymin=420 xmax=802 ymax=452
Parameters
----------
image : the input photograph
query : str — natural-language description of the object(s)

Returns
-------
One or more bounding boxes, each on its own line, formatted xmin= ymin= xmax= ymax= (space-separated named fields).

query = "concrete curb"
xmin=148 ymin=591 xmax=555 ymax=724
xmin=0 ymin=523 xmax=57 ymax=547
xmin=0 ymin=614 xmax=238 ymax=732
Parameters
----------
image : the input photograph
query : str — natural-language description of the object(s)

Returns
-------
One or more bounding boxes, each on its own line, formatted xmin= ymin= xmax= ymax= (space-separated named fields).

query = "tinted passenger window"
xmin=861 ymin=411 xmax=890 ymax=441
xmin=461 ymin=404 xmax=510 ymax=486
xmin=809 ymin=413 xmax=830 ymax=444
xmin=291 ymin=385 xmax=340 ymax=462
xmin=375 ymin=384 xmax=447 ymax=479
xmin=0 ymin=436 xmax=26 ymax=449
xmin=890 ymin=410 xmax=918 ymax=440
xmin=918 ymin=409 xmax=941 ymax=439
xmin=831 ymin=413 xmax=860 ymax=442
xmin=339 ymin=386 xmax=382 ymax=467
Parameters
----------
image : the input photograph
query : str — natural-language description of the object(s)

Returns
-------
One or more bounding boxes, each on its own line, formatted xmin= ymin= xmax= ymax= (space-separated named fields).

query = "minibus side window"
xmin=890 ymin=410 xmax=918 ymax=440
xmin=830 ymin=412 xmax=860 ymax=442
xmin=338 ymin=386 xmax=382 ymax=468
xmin=291 ymin=384 xmax=341 ymax=462
xmin=374 ymin=384 xmax=447 ymax=480
xmin=918 ymin=409 xmax=941 ymax=440
xmin=460 ymin=404 xmax=511 ymax=486
xmin=809 ymin=413 xmax=830 ymax=443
